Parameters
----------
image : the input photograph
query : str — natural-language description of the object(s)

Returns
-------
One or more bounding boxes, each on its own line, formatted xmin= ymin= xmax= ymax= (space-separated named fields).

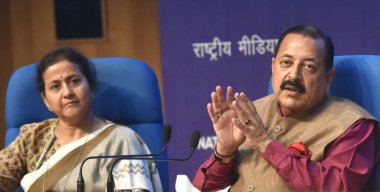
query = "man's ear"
xmin=271 ymin=57 xmax=275 ymax=73
xmin=326 ymin=68 xmax=336 ymax=90
xmin=41 ymin=93 xmax=52 ymax=111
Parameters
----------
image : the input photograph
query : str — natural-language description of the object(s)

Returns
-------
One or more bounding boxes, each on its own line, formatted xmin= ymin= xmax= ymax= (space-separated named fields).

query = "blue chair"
xmin=5 ymin=57 xmax=168 ymax=191
xmin=268 ymin=55 xmax=380 ymax=191
xmin=330 ymin=55 xmax=380 ymax=191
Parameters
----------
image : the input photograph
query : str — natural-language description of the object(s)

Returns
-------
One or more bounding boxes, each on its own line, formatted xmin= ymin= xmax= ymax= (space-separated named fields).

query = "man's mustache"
xmin=280 ymin=80 xmax=306 ymax=93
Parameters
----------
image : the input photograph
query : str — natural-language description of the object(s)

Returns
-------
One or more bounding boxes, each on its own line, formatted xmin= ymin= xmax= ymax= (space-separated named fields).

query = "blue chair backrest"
xmin=330 ymin=55 xmax=380 ymax=119
xmin=268 ymin=55 xmax=380 ymax=190
xmin=5 ymin=57 xmax=168 ymax=191
xmin=330 ymin=55 xmax=380 ymax=190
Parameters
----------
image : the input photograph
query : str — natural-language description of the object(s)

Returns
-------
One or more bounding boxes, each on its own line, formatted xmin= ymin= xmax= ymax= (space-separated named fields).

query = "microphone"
xmin=77 ymin=124 xmax=172 ymax=192
xmin=162 ymin=124 xmax=172 ymax=145
xmin=106 ymin=130 xmax=201 ymax=191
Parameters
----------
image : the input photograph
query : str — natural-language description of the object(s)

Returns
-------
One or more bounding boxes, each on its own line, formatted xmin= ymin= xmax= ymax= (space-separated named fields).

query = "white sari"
xmin=21 ymin=122 xmax=162 ymax=192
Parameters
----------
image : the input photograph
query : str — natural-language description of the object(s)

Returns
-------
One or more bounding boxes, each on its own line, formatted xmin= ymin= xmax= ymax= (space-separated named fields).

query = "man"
xmin=193 ymin=25 xmax=379 ymax=191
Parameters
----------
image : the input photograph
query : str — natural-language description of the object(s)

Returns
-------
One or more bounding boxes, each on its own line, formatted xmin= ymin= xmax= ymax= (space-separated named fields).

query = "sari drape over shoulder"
xmin=20 ymin=120 xmax=161 ymax=192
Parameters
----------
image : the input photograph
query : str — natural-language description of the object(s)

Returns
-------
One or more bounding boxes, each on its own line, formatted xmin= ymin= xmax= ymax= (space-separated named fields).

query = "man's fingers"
xmin=207 ymin=103 xmax=219 ymax=124
xmin=211 ymin=92 xmax=223 ymax=116
xmin=226 ymin=86 xmax=234 ymax=108
xmin=232 ymin=117 xmax=249 ymax=133
xmin=216 ymin=86 xmax=227 ymax=111
xmin=239 ymin=92 xmax=258 ymax=115
xmin=232 ymin=100 xmax=251 ymax=126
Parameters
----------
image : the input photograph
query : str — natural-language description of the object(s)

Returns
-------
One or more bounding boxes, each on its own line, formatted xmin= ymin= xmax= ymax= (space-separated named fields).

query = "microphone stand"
xmin=77 ymin=125 xmax=172 ymax=192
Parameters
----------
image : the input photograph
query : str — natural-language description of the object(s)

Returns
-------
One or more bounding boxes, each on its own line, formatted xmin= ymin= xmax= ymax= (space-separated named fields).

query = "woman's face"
xmin=42 ymin=60 xmax=93 ymax=121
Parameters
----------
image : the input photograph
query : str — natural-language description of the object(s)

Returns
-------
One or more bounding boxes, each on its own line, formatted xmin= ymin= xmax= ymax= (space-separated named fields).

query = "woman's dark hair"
xmin=274 ymin=25 xmax=334 ymax=71
xmin=36 ymin=46 xmax=96 ymax=94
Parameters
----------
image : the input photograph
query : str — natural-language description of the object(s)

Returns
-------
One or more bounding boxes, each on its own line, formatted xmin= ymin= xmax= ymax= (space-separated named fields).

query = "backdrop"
xmin=158 ymin=0 xmax=380 ymax=190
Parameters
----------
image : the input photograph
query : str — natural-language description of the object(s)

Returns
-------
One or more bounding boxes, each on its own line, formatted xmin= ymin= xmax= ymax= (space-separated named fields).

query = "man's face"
xmin=271 ymin=33 xmax=335 ymax=114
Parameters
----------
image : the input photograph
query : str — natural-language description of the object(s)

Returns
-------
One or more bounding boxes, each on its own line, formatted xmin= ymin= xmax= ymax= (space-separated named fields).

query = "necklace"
xmin=42 ymin=120 xmax=93 ymax=192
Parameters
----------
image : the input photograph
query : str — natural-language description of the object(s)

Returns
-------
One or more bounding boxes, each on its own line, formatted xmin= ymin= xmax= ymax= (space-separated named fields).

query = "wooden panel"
xmin=10 ymin=0 xmax=34 ymax=69
xmin=30 ymin=0 xmax=56 ymax=62
xmin=0 ymin=0 xmax=12 ymax=148
xmin=29 ymin=0 xmax=162 ymax=91
xmin=0 ymin=0 xmax=163 ymax=147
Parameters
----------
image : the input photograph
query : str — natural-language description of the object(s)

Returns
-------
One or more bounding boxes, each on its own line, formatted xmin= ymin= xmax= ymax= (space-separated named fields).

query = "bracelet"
xmin=213 ymin=146 xmax=238 ymax=164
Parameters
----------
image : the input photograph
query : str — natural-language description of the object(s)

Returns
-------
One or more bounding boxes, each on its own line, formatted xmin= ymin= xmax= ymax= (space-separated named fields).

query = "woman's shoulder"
xmin=105 ymin=122 xmax=147 ymax=146
xmin=20 ymin=118 xmax=57 ymax=136
xmin=102 ymin=120 xmax=132 ymax=132
xmin=112 ymin=124 xmax=139 ymax=137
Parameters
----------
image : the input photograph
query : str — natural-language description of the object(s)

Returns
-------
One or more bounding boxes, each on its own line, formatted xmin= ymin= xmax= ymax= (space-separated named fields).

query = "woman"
xmin=0 ymin=47 xmax=161 ymax=191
